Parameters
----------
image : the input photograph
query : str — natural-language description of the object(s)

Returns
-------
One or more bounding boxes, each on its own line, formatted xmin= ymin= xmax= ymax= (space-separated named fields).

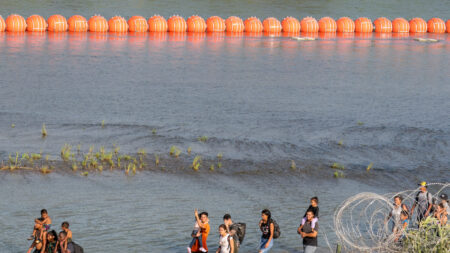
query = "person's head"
xmin=437 ymin=203 xmax=445 ymax=213
xmin=34 ymin=223 xmax=42 ymax=230
xmin=418 ymin=181 xmax=427 ymax=192
xmin=61 ymin=221 xmax=70 ymax=231
xmin=47 ymin=230 xmax=57 ymax=242
xmin=200 ymin=212 xmax=208 ymax=223
xmin=394 ymin=195 xmax=403 ymax=206
xmin=306 ymin=210 xmax=315 ymax=221
xmin=439 ymin=193 xmax=448 ymax=203
xmin=218 ymin=224 xmax=228 ymax=236
xmin=261 ymin=209 xmax=271 ymax=222
xmin=400 ymin=210 xmax=409 ymax=220
xmin=58 ymin=231 xmax=67 ymax=241
xmin=41 ymin=209 xmax=48 ymax=219
xmin=223 ymin=214 xmax=232 ymax=226
xmin=311 ymin=197 xmax=319 ymax=207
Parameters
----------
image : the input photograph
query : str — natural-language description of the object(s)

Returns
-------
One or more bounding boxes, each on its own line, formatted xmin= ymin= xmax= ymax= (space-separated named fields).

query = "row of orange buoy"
xmin=0 ymin=14 xmax=449 ymax=34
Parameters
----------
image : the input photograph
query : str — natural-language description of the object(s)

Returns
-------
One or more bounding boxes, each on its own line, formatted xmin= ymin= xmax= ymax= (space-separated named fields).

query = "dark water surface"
xmin=0 ymin=1 xmax=450 ymax=252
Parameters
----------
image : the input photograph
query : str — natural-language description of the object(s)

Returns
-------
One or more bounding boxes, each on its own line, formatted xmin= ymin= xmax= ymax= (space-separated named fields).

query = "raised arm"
xmin=194 ymin=209 xmax=207 ymax=229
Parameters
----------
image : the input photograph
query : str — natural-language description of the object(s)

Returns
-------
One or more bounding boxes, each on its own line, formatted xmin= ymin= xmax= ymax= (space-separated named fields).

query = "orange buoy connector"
xmin=26 ymin=15 xmax=47 ymax=32
xmin=374 ymin=17 xmax=392 ymax=33
xmin=300 ymin=17 xmax=319 ymax=33
xmin=244 ymin=17 xmax=263 ymax=33
xmin=0 ymin=16 xmax=5 ymax=32
xmin=167 ymin=15 xmax=187 ymax=32
xmin=281 ymin=17 xmax=300 ymax=33
xmin=109 ymin=16 xmax=128 ymax=32
xmin=148 ymin=15 xmax=168 ymax=32
xmin=427 ymin=18 xmax=446 ymax=33
xmin=392 ymin=18 xmax=409 ymax=33
xmin=409 ymin=18 xmax=427 ymax=33
xmin=187 ymin=15 xmax=206 ymax=33
xmin=128 ymin=16 xmax=148 ymax=32
xmin=225 ymin=16 xmax=244 ymax=33
xmin=336 ymin=17 xmax=354 ymax=33
xmin=206 ymin=16 xmax=225 ymax=32
xmin=263 ymin=17 xmax=282 ymax=33
xmin=6 ymin=14 xmax=27 ymax=32
xmin=48 ymin=15 xmax=68 ymax=32
xmin=354 ymin=17 xmax=373 ymax=33
xmin=89 ymin=15 xmax=108 ymax=32
xmin=68 ymin=15 xmax=88 ymax=32
xmin=318 ymin=17 xmax=336 ymax=32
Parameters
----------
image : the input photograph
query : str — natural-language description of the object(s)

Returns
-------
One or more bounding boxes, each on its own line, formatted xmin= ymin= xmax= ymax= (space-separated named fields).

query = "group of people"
xmin=187 ymin=196 xmax=320 ymax=253
xmin=27 ymin=209 xmax=82 ymax=253
xmin=386 ymin=182 xmax=449 ymax=243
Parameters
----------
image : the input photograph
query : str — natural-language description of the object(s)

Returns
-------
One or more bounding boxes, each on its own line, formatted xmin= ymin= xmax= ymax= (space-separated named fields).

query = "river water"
xmin=0 ymin=0 xmax=449 ymax=252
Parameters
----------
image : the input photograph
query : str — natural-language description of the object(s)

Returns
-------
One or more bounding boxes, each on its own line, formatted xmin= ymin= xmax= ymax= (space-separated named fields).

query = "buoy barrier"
xmin=0 ymin=14 xmax=447 ymax=35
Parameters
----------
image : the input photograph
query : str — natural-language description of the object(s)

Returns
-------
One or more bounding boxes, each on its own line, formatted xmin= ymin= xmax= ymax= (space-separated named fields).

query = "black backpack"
xmin=70 ymin=242 xmax=84 ymax=253
xmin=233 ymin=223 xmax=246 ymax=245
xmin=271 ymin=220 xmax=281 ymax=239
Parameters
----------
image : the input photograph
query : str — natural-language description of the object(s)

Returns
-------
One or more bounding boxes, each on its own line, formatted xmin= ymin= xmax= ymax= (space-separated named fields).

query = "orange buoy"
xmin=409 ymin=18 xmax=427 ymax=33
xmin=392 ymin=18 xmax=409 ymax=33
xmin=0 ymin=16 xmax=5 ymax=32
xmin=281 ymin=17 xmax=300 ymax=33
xmin=447 ymin=19 xmax=450 ymax=33
xmin=167 ymin=15 xmax=187 ymax=32
xmin=427 ymin=18 xmax=445 ymax=33
xmin=108 ymin=16 xmax=128 ymax=32
xmin=244 ymin=17 xmax=263 ymax=33
xmin=374 ymin=17 xmax=392 ymax=33
xmin=128 ymin=16 xmax=148 ymax=32
xmin=206 ymin=16 xmax=226 ymax=32
xmin=336 ymin=17 xmax=355 ymax=33
xmin=300 ymin=17 xmax=319 ymax=33
xmin=26 ymin=15 xmax=47 ymax=32
xmin=354 ymin=17 xmax=373 ymax=33
xmin=186 ymin=15 xmax=206 ymax=33
xmin=263 ymin=17 xmax=282 ymax=33
xmin=68 ymin=15 xmax=88 ymax=32
xmin=6 ymin=14 xmax=27 ymax=32
xmin=148 ymin=15 xmax=168 ymax=32
xmin=225 ymin=16 xmax=244 ymax=33
xmin=89 ymin=15 xmax=108 ymax=32
xmin=318 ymin=17 xmax=337 ymax=32
xmin=48 ymin=15 xmax=68 ymax=32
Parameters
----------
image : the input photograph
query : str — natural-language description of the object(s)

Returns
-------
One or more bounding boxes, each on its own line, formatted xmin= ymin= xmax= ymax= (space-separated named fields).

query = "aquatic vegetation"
xmin=101 ymin=120 xmax=105 ymax=128
xmin=41 ymin=123 xmax=47 ymax=138
xmin=60 ymin=144 xmax=72 ymax=162
xmin=72 ymin=162 xmax=78 ymax=171
xmin=11 ymin=124 xmax=15 ymax=128
xmin=334 ymin=171 xmax=344 ymax=178
xmin=154 ymin=154 xmax=160 ymax=166
xmin=152 ymin=128 xmax=157 ymax=135
xmin=357 ymin=121 xmax=364 ymax=126
xmin=290 ymin=160 xmax=296 ymax=170
xmin=81 ymin=171 xmax=88 ymax=176
xmin=169 ymin=146 xmax=181 ymax=158
xmin=331 ymin=162 xmax=345 ymax=170
xmin=217 ymin=162 xmax=222 ymax=168
xmin=40 ymin=166 xmax=51 ymax=174
xmin=338 ymin=140 xmax=343 ymax=146
xmin=366 ymin=163 xmax=373 ymax=172
xmin=187 ymin=147 xmax=192 ymax=155
xmin=31 ymin=153 xmax=41 ymax=161
xmin=197 ymin=136 xmax=208 ymax=142
xmin=192 ymin=156 xmax=201 ymax=171
xmin=210 ymin=164 xmax=214 ymax=171
xmin=217 ymin=152 xmax=223 ymax=160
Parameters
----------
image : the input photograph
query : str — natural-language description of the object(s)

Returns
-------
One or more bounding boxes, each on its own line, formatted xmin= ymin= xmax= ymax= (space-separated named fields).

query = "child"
xmin=61 ymin=221 xmax=73 ymax=250
xmin=301 ymin=197 xmax=319 ymax=229
xmin=27 ymin=220 xmax=44 ymax=253
xmin=216 ymin=224 xmax=234 ymax=253
xmin=187 ymin=217 xmax=207 ymax=253
xmin=29 ymin=209 xmax=52 ymax=242
xmin=394 ymin=210 xmax=409 ymax=242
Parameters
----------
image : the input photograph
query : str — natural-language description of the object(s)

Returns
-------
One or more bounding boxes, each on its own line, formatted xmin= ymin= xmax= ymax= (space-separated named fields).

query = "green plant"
xmin=42 ymin=123 xmax=47 ymax=138
xmin=366 ymin=163 xmax=373 ymax=172
xmin=338 ymin=140 xmax=343 ymax=146
xmin=187 ymin=147 xmax=192 ymax=155
xmin=217 ymin=152 xmax=223 ymax=160
xmin=334 ymin=171 xmax=344 ymax=178
xmin=331 ymin=163 xmax=345 ymax=170
xmin=217 ymin=162 xmax=222 ymax=168
xmin=290 ymin=160 xmax=296 ymax=170
xmin=197 ymin=136 xmax=208 ymax=142
xmin=357 ymin=121 xmax=364 ymax=126
xmin=11 ymin=124 xmax=15 ymax=128
xmin=60 ymin=144 xmax=72 ymax=162
xmin=152 ymin=128 xmax=157 ymax=135
xmin=40 ymin=166 xmax=51 ymax=174
xmin=101 ymin=120 xmax=105 ymax=128
xmin=210 ymin=164 xmax=214 ymax=171
xmin=192 ymin=156 xmax=201 ymax=171
xmin=403 ymin=216 xmax=449 ymax=252
xmin=81 ymin=171 xmax=88 ymax=176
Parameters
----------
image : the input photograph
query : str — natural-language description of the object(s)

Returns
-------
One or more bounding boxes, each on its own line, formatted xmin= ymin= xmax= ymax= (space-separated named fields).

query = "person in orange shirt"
xmin=189 ymin=209 xmax=210 ymax=253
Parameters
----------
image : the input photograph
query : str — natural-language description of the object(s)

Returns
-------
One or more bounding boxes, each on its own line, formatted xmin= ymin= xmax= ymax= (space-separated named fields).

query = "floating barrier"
xmin=225 ymin=16 xmax=244 ymax=33
xmin=392 ymin=18 xmax=409 ymax=33
xmin=27 ymin=15 xmax=47 ymax=32
xmin=148 ymin=15 xmax=167 ymax=32
xmin=68 ymin=15 xmax=88 ymax=32
xmin=319 ymin=17 xmax=336 ymax=33
xmin=48 ymin=14 xmax=68 ymax=32
xmin=409 ymin=18 xmax=427 ymax=33
xmin=167 ymin=15 xmax=186 ymax=32
xmin=355 ymin=17 xmax=373 ymax=33
xmin=187 ymin=15 xmax=206 ymax=33
xmin=128 ymin=16 xmax=148 ymax=32
xmin=336 ymin=17 xmax=355 ymax=33
xmin=0 ymin=14 xmax=448 ymax=36
xmin=427 ymin=18 xmax=445 ymax=33
xmin=6 ymin=14 xmax=26 ymax=32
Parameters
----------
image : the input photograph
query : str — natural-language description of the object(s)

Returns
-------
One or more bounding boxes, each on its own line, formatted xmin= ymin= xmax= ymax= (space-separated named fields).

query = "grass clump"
xmin=331 ymin=162 xmax=345 ymax=170
xmin=41 ymin=123 xmax=47 ymax=138
xmin=192 ymin=156 xmax=201 ymax=171
xmin=402 ymin=216 xmax=449 ymax=252
xmin=366 ymin=163 xmax=373 ymax=172
xmin=197 ymin=136 xmax=208 ymax=142
xmin=290 ymin=160 xmax=296 ymax=170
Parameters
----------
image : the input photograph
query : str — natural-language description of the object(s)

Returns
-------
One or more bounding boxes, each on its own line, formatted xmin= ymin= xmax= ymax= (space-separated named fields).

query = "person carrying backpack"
xmin=259 ymin=209 xmax=279 ymax=253
xmin=223 ymin=214 xmax=246 ymax=253
xmin=216 ymin=224 xmax=235 ymax=253
xmin=298 ymin=210 xmax=319 ymax=253
xmin=55 ymin=231 xmax=84 ymax=253
xmin=411 ymin=181 xmax=433 ymax=227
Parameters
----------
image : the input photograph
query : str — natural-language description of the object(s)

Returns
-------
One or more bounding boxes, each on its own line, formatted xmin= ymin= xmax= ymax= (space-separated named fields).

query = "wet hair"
xmin=59 ymin=231 xmax=67 ymax=238
xmin=223 ymin=214 xmax=231 ymax=220
xmin=47 ymin=230 xmax=57 ymax=240
xmin=200 ymin=212 xmax=208 ymax=218
xmin=394 ymin=195 xmax=403 ymax=202
xmin=62 ymin=221 xmax=69 ymax=229
xmin=311 ymin=197 xmax=319 ymax=203
xmin=41 ymin=209 xmax=48 ymax=215
xmin=261 ymin=209 xmax=271 ymax=222
xmin=400 ymin=210 xmax=409 ymax=218
xmin=37 ymin=217 xmax=44 ymax=222
xmin=306 ymin=210 xmax=315 ymax=217
xmin=438 ymin=203 xmax=445 ymax=209
xmin=219 ymin=224 xmax=227 ymax=231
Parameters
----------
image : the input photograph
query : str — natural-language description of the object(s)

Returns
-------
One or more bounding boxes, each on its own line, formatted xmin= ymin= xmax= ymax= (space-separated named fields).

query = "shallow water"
xmin=0 ymin=0 xmax=450 ymax=252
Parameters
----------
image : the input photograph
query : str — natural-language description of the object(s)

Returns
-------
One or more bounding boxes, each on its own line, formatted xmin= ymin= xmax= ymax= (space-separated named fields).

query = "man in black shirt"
xmin=298 ymin=210 xmax=318 ymax=253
